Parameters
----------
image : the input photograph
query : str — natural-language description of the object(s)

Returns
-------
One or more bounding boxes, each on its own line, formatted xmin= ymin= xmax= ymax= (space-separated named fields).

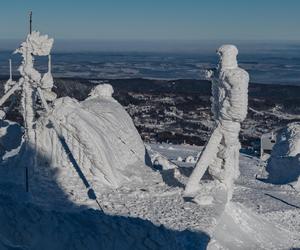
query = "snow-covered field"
xmin=0 ymin=140 xmax=299 ymax=249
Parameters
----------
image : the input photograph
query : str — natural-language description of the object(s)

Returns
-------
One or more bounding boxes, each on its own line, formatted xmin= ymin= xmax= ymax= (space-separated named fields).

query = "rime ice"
xmin=35 ymin=85 xmax=150 ymax=188
xmin=184 ymin=45 xmax=249 ymax=201
xmin=266 ymin=122 xmax=300 ymax=190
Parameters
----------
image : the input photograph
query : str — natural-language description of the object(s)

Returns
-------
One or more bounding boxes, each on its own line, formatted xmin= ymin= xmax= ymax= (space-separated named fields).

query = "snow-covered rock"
xmin=34 ymin=84 xmax=150 ymax=189
xmin=177 ymin=156 xmax=183 ymax=162
xmin=153 ymin=154 xmax=177 ymax=170
xmin=266 ymin=122 xmax=300 ymax=189
xmin=185 ymin=155 xmax=196 ymax=163
xmin=88 ymin=83 xmax=114 ymax=98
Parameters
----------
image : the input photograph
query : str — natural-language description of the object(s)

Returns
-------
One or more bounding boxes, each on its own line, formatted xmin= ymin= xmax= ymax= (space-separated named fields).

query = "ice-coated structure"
xmin=40 ymin=55 xmax=57 ymax=101
xmin=4 ymin=60 xmax=17 ymax=93
xmin=0 ymin=29 xmax=150 ymax=190
xmin=13 ymin=31 xmax=55 ymax=164
xmin=35 ymin=84 xmax=149 ymax=188
xmin=265 ymin=122 xmax=300 ymax=190
xmin=184 ymin=45 xmax=249 ymax=200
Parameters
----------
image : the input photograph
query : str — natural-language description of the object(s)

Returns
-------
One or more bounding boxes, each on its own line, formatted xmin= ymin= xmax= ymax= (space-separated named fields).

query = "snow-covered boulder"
xmin=266 ymin=122 xmax=300 ymax=189
xmin=185 ymin=155 xmax=196 ymax=163
xmin=34 ymin=84 xmax=150 ymax=188
xmin=177 ymin=156 xmax=183 ymax=162
xmin=153 ymin=154 xmax=177 ymax=170
xmin=89 ymin=83 xmax=114 ymax=98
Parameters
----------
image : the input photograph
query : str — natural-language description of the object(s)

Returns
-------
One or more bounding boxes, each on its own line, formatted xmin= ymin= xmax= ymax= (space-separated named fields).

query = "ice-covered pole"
xmin=4 ymin=59 xmax=18 ymax=93
xmin=29 ymin=11 xmax=32 ymax=34
xmin=14 ymin=28 xmax=54 ymax=193
xmin=0 ymin=80 xmax=22 ymax=107
xmin=184 ymin=45 xmax=249 ymax=200
xmin=48 ymin=54 xmax=51 ymax=73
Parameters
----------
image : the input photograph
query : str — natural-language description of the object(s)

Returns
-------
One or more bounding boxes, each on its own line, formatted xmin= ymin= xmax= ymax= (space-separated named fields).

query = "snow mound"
xmin=89 ymin=83 xmax=114 ymax=98
xmin=210 ymin=202 xmax=294 ymax=249
xmin=184 ymin=155 xmax=196 ymax=163
xmin=34 ymin=84 xmax=150 ymax=189
xmin=153 ymin=154 xmax=177 ymax=170
xmin=266 ymin=122 xmax=300 ymax=188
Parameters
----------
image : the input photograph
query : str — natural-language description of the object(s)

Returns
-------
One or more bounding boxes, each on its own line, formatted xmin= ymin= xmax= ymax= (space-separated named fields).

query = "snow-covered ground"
xmin=0 ymin=140 xmax=299 ymax=249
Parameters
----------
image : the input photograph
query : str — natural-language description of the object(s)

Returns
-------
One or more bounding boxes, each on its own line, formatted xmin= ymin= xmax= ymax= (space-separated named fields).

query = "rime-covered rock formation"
xmin=35 ymin=84 xmax=150 ymax=188
xmin=184 ymin=45 xmax=249 ymax=201
xmin=0 ymin=29 xmax=150 ymax=190
xmin=266 ymin=122 xmax=300 ymax=190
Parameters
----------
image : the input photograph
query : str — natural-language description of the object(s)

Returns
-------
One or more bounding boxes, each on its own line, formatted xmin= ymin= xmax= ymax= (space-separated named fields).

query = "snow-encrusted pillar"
xmin=19 ymin=48 xmax=41 ymax=151
xmin=184 ymin=45 xmax=249 ymax=201
xmin=15 ymin=31 xmax=54 ymax=166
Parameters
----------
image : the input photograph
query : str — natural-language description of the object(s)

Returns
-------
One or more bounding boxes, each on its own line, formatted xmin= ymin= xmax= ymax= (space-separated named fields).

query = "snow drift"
xmin=266 ymin=122 xmax=300 ymax=189
xmin=34 ymin=84 xmax=150 ymax=189
xmin=209 ymin=202 xmax=293 ymax=249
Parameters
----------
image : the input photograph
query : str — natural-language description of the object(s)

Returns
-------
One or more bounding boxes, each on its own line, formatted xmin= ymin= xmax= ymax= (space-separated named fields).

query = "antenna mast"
xmin=29 ymin=11 xmax=32 ymax=34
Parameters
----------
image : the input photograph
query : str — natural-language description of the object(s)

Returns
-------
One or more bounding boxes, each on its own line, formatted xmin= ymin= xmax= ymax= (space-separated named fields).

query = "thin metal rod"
xmin=29 ymin=11 xmax=32 ymax=34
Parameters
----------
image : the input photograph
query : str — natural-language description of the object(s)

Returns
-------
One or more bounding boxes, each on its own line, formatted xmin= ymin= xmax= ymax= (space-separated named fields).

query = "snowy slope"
xmin=0 ymin=193 xmax=210 ymax=250
xmin=148 ymin=143 xmax=300 ymax=249
xmin=0 ymin=141 xmax=299 ymax=248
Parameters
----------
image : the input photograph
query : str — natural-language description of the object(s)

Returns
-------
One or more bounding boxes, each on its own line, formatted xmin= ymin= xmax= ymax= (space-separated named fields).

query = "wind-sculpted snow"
xmin=35 ymin=85 xmax=149 ymax=188
xmin=266 ymin=122 xmax=300 ymax=189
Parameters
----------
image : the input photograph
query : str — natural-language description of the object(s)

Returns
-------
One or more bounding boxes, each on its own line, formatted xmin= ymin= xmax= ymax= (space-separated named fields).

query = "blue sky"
xmin=0 ymin=0 xmax=299 ymax=41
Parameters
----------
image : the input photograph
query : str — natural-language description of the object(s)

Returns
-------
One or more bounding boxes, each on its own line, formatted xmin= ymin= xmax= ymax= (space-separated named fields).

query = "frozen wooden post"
xmin=184 ymin=45 xmax=249 ymax=201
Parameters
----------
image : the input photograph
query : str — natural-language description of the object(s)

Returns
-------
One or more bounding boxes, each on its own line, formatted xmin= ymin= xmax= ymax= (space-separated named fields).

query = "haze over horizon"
xmin=1 ymin=39 xmax=300 ymax=53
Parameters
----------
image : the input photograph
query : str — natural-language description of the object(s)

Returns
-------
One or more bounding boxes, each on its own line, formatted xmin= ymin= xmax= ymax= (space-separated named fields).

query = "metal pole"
xmin=29 ymin=11 xmax=32 ymax=34
xmin=25 ymin=10 xmax=32 ymax=193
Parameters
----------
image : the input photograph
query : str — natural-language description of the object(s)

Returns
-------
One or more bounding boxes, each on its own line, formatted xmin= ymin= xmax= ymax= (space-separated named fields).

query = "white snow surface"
xmin=0 ymin=140 xmax=299 ymax=249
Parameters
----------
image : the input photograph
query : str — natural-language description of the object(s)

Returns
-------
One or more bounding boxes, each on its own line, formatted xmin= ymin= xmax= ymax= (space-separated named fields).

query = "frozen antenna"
xmin=29 ymin=11 xmax=32 ymax=34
